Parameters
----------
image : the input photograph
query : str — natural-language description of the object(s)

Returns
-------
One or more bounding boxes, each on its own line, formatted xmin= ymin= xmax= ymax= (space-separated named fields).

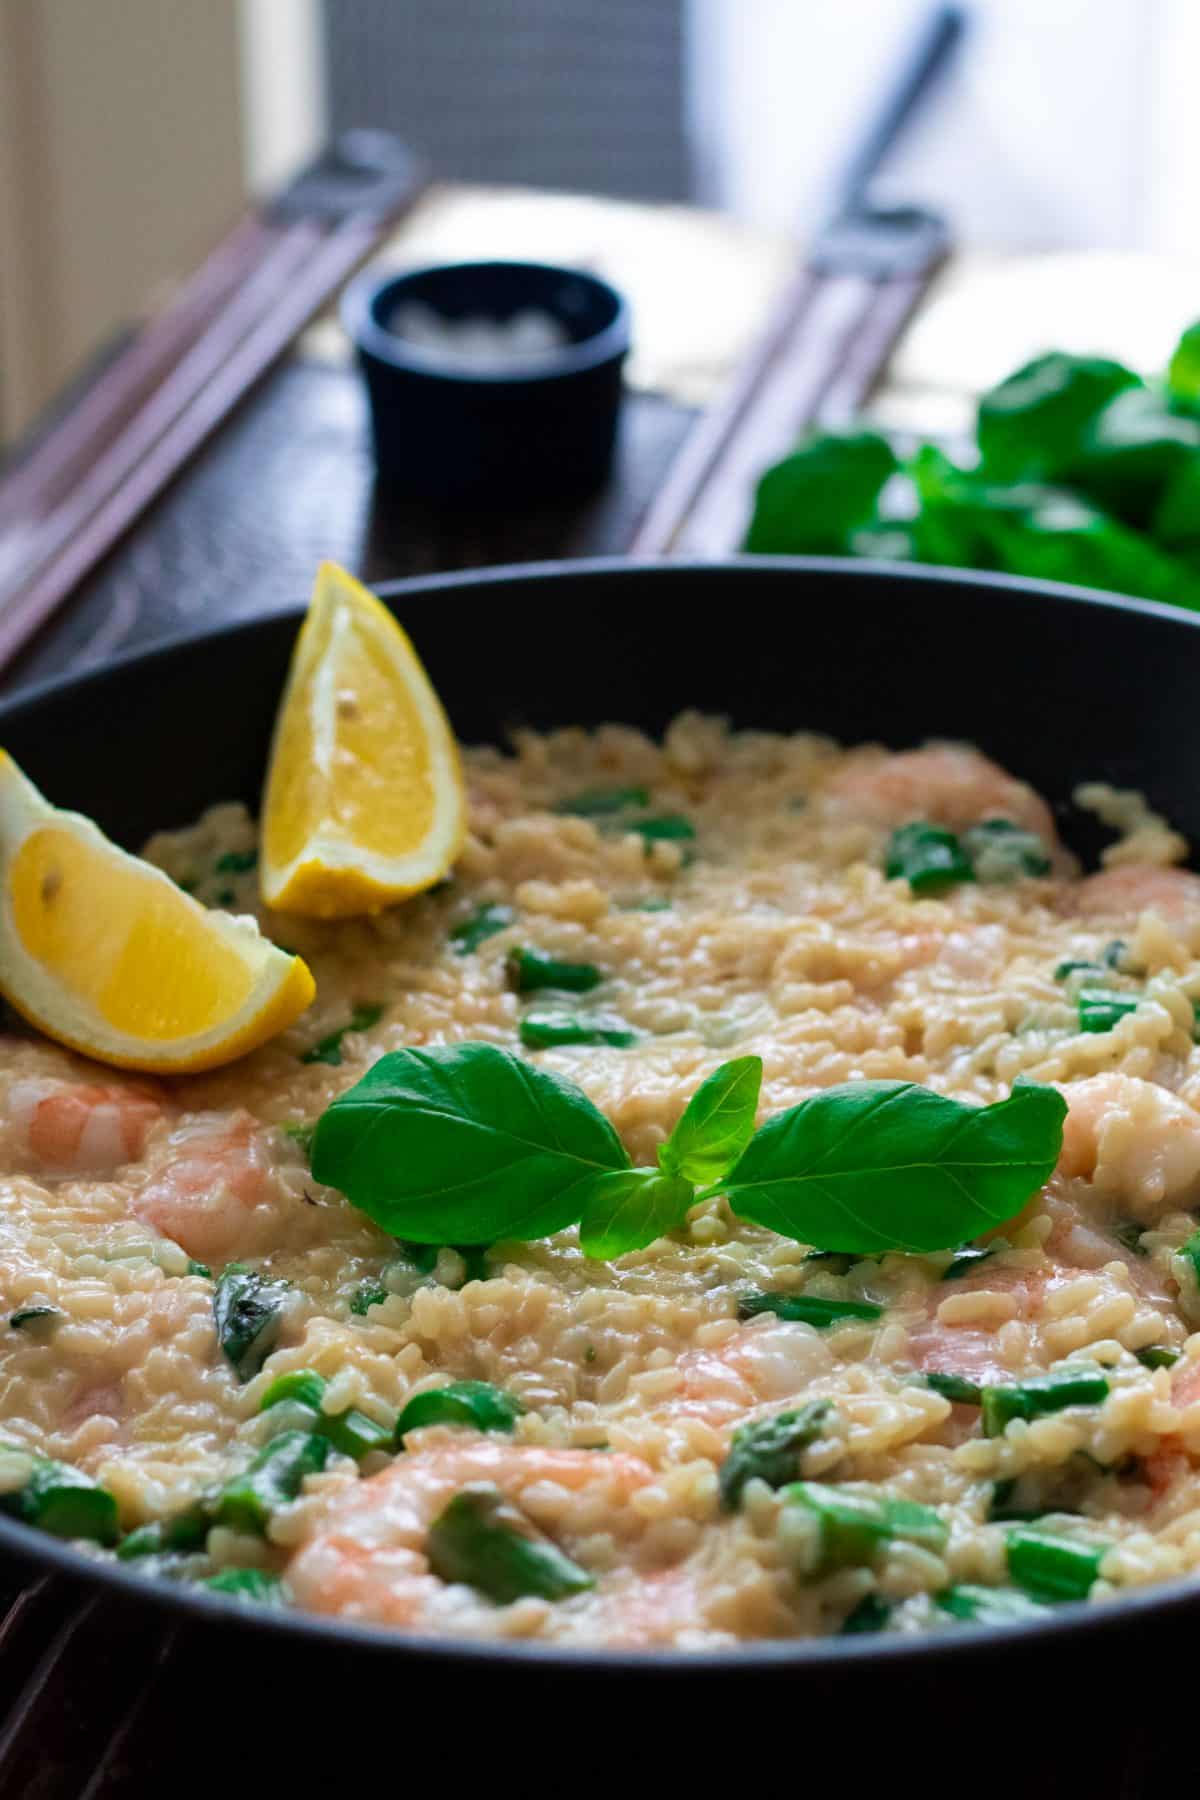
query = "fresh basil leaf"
xmin=1167 ymin=320 xmax=1200 ymax=409
xmin=910 ymin=445 xmax=1200 ymax=611
xmin=311 ymin=1044 xmax=630 ymax=1244
xmin=976 ymin=353 xmax=1140 ymax=482
xmin=1065 ymin=386 xmax=1200 ymax=528
xmin=744 ymin=430 xmax=898 ymax=555
xmin=717 ymin=1079 xmax=1066 ymax=1255
xmin=577 ymin=1168 xmax=695 ymax=1259
xmin=658 ymin=1055 xmax=762 ymax=1185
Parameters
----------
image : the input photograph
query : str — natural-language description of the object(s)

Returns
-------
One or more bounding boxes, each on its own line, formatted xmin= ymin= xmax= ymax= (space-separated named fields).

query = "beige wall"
xmin=0 ymin=0 xmax=248 ymax=441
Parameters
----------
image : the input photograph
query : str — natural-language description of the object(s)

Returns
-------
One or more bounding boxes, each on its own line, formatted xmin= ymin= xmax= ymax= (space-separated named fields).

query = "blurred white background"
xmin=688 ymin=0 xmax=1200 ymax=251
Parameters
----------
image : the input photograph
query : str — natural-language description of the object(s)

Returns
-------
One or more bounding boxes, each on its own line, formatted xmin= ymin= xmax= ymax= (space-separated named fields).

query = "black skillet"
xmin=0 ymin=558 xmax=1196 ymax=1793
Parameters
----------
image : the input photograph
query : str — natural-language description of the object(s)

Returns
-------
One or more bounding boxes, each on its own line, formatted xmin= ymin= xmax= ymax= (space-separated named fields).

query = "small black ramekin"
xmin=341 ymin=260 xmax=631 ymax=502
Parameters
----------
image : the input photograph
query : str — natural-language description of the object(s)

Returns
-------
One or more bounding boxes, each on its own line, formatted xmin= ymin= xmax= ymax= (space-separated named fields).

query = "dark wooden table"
xmin=2 ymin=356 xmax=693 ymax=697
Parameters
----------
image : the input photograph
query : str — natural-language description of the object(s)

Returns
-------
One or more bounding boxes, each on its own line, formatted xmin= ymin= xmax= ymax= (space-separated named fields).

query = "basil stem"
xmin=981 ymin=1366 xmax=1109 ymax=1437
xmin=426 ymin=1484 xmax=594 ymax=1603
xmin=785 ymin=1481 xmax=947 ymax=1574
xmin=885 ymin=822 xmax=974 ymax=894
xmin=395 ymin=1380 xmax=526 ymax=1444
xmin=519 ymin=1012 xmax=637 ymax=1050
xmin=507 ymin=948 xmax=601 ymax=994
xmin=718 ymin=1401 xmax=831 ymax=1510
xmin=738 ymin=1291 xmax=883 ymax=1328
xmin=450 ymin=904 xmax=516 ymax=954
xmin=1006 ymin=1528 xmax=1107 ymax=1602
xmin=212 ymin=1431 xmax=330 ymax=1535
xmin=212 ymin=1265 xmax=289 ymax=1382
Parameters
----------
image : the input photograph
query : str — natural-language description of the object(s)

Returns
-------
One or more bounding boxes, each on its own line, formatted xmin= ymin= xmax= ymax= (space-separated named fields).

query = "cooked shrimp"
xmin=904 ymin=1262 xmax=1054 ymax=1389
xmin=1056 ymin=1074 xmax=1200 ymax=1219
xmin=824 ymin=743 xmax=1059 ymax=845
xmin=672 ymin=1322 xmax=834 ymax=1428
xmin=287 ymin=1433 xmax=702 ymax=1644
xmin=132 ymin=1112 xmax=281 ymax=1262
xmin=1072 ymin=864 xmax=1200 ymax=921
xmin=9 ymin=1078 xmax=163 ymax=1173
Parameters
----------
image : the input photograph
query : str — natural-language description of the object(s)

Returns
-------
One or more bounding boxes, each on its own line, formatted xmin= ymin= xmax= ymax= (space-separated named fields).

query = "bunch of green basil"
xmin=743 ymin=321 xmax=1200 ymax=611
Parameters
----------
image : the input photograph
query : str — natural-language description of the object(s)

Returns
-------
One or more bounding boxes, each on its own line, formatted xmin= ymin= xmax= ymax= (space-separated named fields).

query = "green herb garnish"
xmin=657 ymin=1055 xmax=761 ymax=1186
xmin=214 ymin=849 xmax=258 ymax=874
xmin=300 ymin=1003 xmax=384 ymax=1067
xmin=451 ymin=904 xmax=515 ymax=954
xmin=394 ymin=1380 xmax=525 ymax=1443
xmin=885 ymin=822 xmax=974 ymax=894
xmin=212 ymin=1264 xmax=289 ymax=1382
xmin=349 ymin=1281 xmax=389 ymax=1316
xmin=1077 ymin=989 xmax=1139 ymax=1033
xmin=311 ymin=1047 xmax=1066 ymax=1263
xmin=506 ymin=948 xmax=602 ymax=994
xmin=1136 ymin=1344 xmax=1181 ymax=1371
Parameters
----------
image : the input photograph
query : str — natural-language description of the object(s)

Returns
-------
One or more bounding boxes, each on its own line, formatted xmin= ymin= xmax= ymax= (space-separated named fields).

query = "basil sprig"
xmin=312 ymin=1046 xmax=1066 ymax=1262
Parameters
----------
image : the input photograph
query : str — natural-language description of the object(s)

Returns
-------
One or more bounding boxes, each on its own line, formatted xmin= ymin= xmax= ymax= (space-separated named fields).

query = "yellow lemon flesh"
xmin=260 ymin=561 xmax=466 ymax=917
xmin=0 ymin=752 xmax=314 ymax=1073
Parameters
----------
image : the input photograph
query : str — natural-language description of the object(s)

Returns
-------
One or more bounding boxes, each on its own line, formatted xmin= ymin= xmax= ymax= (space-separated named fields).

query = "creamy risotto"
xmin=6 ymin=714 xmax=1200 ymax=1647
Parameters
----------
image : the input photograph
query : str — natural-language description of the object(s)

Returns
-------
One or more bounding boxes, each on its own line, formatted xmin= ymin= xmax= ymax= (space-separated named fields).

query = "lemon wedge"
xmin=0 ymin=751 xmax=314 ymax=1073
xmin=260 ymin=561 xmax=466 ymax=917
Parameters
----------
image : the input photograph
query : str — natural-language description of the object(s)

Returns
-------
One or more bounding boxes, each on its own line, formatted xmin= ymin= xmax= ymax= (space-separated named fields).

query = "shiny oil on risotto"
xmin=7 ymin=713 xmax=1200 ymax=1648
